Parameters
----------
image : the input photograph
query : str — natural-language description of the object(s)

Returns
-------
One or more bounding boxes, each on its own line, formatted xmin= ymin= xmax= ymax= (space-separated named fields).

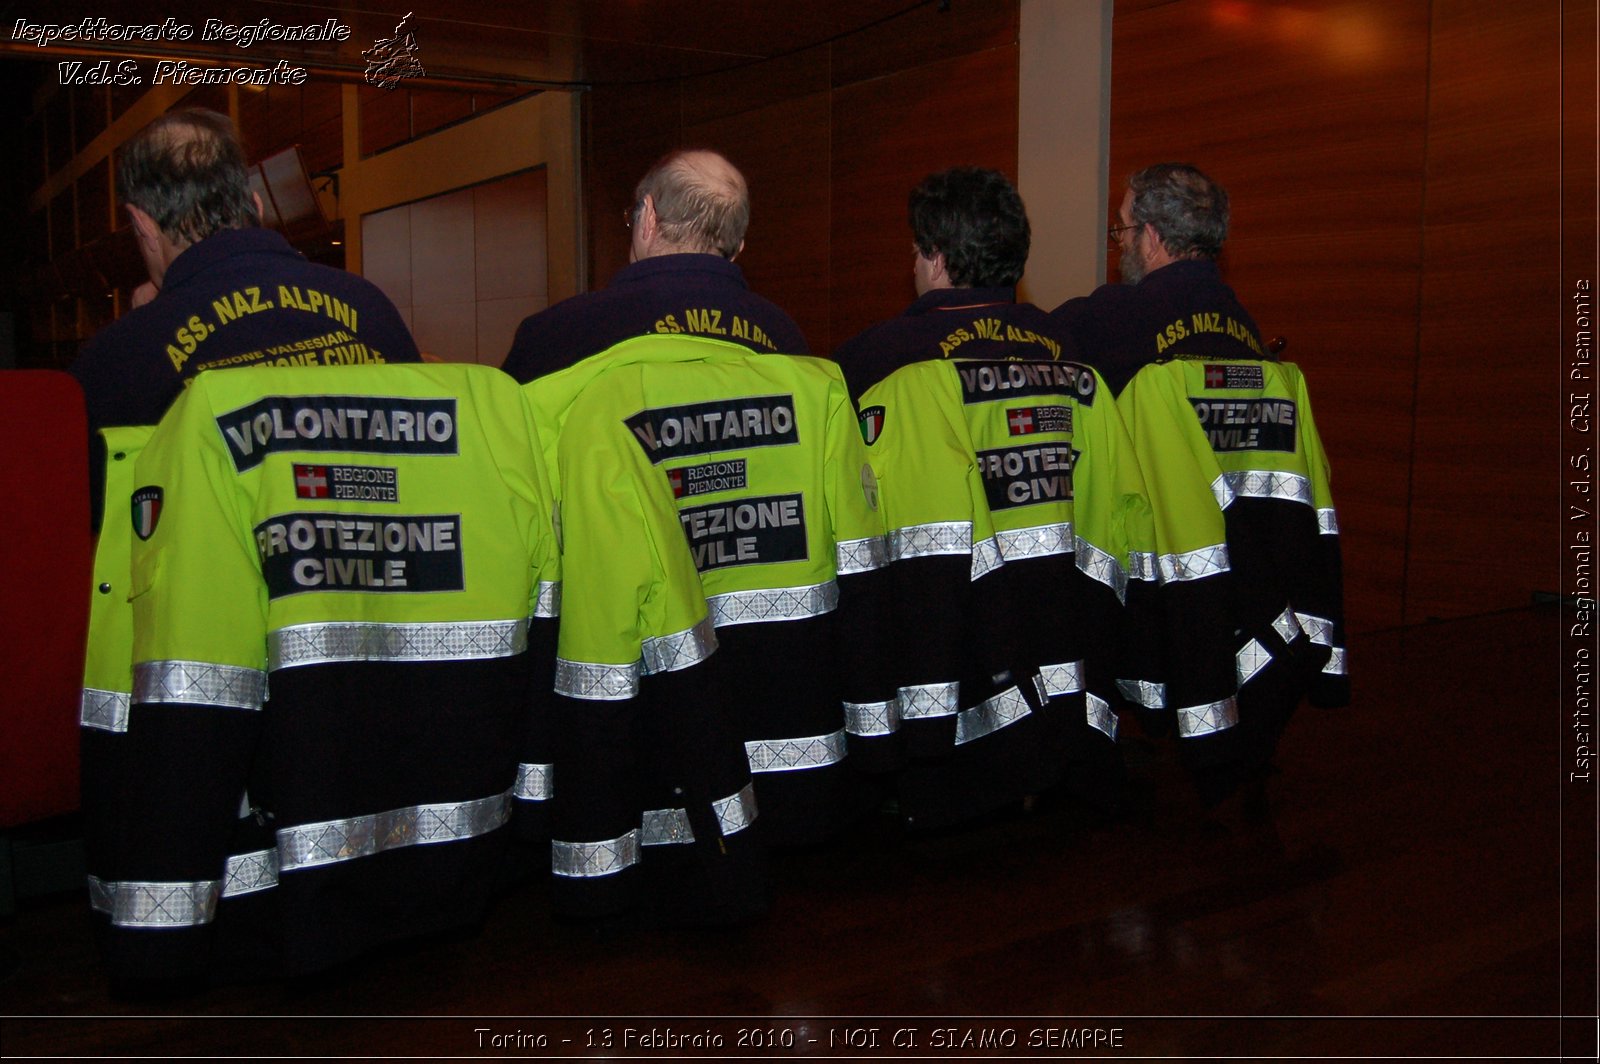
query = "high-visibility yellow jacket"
xmin=94 ymin=363 xmax=559 ymax=981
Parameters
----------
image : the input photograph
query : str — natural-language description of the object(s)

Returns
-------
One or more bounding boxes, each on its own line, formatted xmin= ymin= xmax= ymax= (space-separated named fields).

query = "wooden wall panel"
xmin=583 ymin=85 xmax=680 ymax=289
xmin=681 ymin=47 xmax=830 ymax=128
xmin=359 ymin=83 xmax=413 ymax=156
xmin=830 ymin=44 xmax=1020 ymax=352
xmin=578 ymin=3 xmax=1022 ymax=357
xmin=831 ymin=0 xmax=1017 ymax=88
xmin=76 ymin=158 xmax=110 ymax=245
xmin=687 ymin=93 xmax=832 ymax=354
xmin=411 ymin=89 xmax=475 ymax=140
xmin=1110 ymin=0 xmax=1432 ymax=632
xmin=1407 ymin=1 xmax=1563 ymax=621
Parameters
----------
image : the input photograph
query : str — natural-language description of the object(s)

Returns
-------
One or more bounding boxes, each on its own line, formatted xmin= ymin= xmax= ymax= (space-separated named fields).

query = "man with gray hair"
xmin=1051 ymin=163 xmax=1265 ymax=395
xmin=68 ymin=107 xmax=418 ymax=521
xmin=502 ymin=149 xmax=807 ymax=381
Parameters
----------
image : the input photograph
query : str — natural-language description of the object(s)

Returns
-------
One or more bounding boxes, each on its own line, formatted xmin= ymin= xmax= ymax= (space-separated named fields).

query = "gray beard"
xmin=1119 ymin=244 xmax=1147 ymax=285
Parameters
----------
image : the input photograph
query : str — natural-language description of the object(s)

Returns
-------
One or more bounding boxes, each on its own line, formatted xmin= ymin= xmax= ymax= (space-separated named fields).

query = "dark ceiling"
xmin=0 ymin=0 xmax=949 ymax=89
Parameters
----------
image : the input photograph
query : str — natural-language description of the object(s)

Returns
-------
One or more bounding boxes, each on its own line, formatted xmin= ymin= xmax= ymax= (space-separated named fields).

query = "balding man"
xmin=1050 ymin=163 xmax=1265 ymax=396
xmin=501 ymin=149 xmax=808 ymax=381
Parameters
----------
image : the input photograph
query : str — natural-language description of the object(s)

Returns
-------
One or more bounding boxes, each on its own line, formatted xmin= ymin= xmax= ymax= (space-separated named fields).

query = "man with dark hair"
xmin=69 ymin=108 xmax=419 ymax=437
xmin=501 ymin=149 xmax=807 ymax=382
xmin=832 ymin=166 xmax=1074 ymax=399
xmin=1051 ymin=163 xmax=1266 ymax=395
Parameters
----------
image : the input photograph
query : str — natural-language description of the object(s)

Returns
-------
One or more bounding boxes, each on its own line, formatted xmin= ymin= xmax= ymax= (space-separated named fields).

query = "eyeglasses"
xmin=1107 ymin=222 xmax=1139 ymax=247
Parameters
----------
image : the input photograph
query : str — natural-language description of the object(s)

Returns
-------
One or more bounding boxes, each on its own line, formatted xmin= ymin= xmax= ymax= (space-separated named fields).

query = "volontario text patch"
xmin=294 ymin=463 xmax=399 ymax=502
xmin=1203 ymin=363 xmax=1266 ymax=390
xmin=669 ymin=459 xmax=747 ymax=499
xmin=218 ymin=396 xmax=457 ymax=472
xmin=956 ymin=361 xmax=1095 ymax=406
xmin=1189 ymin=398 xmax=1297 ymax=451
xmin=626 ymin=395 xmax=798 ymax=464
xmin=254 ymin=512 xmax=463 ymax=597
xmin=976 ymin=444 xmax=1077 ymax=511
xmin=678 ymin=493 xmax=807 ymax=571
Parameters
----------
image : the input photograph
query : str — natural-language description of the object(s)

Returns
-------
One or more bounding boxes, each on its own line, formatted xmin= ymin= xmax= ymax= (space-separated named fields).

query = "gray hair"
xmin=1127 ymin=163 xmax=1229 ymax=259
xmin=117 ymin=108 xmax=258 ymax=244
xmin=634 ymin=150 xmax=749 ymax=258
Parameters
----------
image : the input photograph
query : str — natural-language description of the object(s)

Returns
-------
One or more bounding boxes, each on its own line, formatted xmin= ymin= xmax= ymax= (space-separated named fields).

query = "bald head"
xmin=631 ymin=149 xmax=749 ymax=260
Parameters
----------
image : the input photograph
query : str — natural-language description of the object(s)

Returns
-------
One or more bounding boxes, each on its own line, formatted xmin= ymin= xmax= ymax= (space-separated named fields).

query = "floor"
xmin=2 ymin=605 xmax=1592 ymax=1060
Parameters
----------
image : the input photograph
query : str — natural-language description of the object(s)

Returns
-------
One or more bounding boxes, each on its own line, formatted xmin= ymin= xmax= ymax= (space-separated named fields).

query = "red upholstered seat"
xmin=0 ymin=370 xmax=90 ymax=827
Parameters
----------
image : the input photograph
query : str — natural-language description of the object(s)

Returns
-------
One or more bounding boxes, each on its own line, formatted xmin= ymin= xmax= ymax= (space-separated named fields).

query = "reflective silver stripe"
xmin=708 ymin=581 xmax=838 ymax=627
xmin=1157 ymin=543 xmax=1230 ymax=584
xmin=996 ymin=522 xmax=1074 ymax=562
xmin=1117 ymin=678 xmax=1167 ymax=709
xmin=552 ymin=829 xmax=640 ymax=878
xmin=1215 ymin=470 xmax=1313 ymax=509
xmin=971 ymin=536 xmax=1003 ymax=580
xmin=888 ymin=521 xmax=970 ymax=561
xmin=712 ymin=782 xmax=757 ymax=836
xmin=1086 ymin=692 xmax=1118 ymax=740
xmin=836 ymin=535 xmax=889 ymax=574
xmin=641 ymin=807 xmax=694 ymax=846
xmin=640 ymin=616 xmax=717 ymax=675
xmin=1176 ymin=695 xmax=1240 ymax=738
xmin=515 ymin=762 xmax=552 ymax=802
xmin=554 ymin=657 xmax=641 ymax=701
xmin=639 ymin=784 xmax=756 ymax=845
xmin=97 ymin=878 xmax=221 ymax=929
xmin=1127 ymin=550 xmax=1158 ymax=584
xmin=955 ymin=685 xmax=1031 ymax=745
xmin=1323 ymin=646 xmax=1348 ymax=676
xmin=1237 ymin=638 xmax=1272 ymax=686
xmin=745 ymin=730 xmax=847 ymax=773
xmin=133 ymin=660 xmax=266 ymax=711
xmin=899 ymin=681 xmax=960 ymax=719
xmin=1210 ymin=473 xmax=1236 ymax=511
xmin=87 ymin=875 xmax=114 ymax=915
xmin=844 ymin=697 xmax=900 ymax=737
xmin=221 ymin=848 xmax=279 ymax=897
xmin=1318 ymin=508 xmax=1340 ymax=535
xmin=269 ymin=619 xmax=528 ymax=670
xmin=1272 ymin=606 xmax=1302 ymax=643
xmin=534 ymin=580 xmax=562 ymax=619
xmin=89 ymin=851 xmax=279 ymax=915
xmin=277 ymin=789 xmax=511 ymax=872
xmin=1078 ymin=537 xmax=1130 ymax=601
xmin=1036 ymin=660 xmax=1085 ymax=698
xmin=80 ymin=687 xmax=130 ymax=733
xmin=1297 ymin=612 xmax=1336 ymax=646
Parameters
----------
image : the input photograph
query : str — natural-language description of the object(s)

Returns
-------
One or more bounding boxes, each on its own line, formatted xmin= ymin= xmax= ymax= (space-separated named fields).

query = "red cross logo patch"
xmin=1007 ymin=407 xmax=1036 ymax=435
xmin=294 ymin=464 xmax=330 ymax=499
xmin=668 ymin=468 xmax=685 ymax=498
xmin=1204 ymin=365 xmax=1227 ymax=388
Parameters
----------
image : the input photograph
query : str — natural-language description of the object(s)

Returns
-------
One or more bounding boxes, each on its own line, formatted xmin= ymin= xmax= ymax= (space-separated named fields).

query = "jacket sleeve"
xmin=80 ymin=427 xmax=155 ymax=906
xmin=1064 ymin=369 xmax=1157 ymax=738
xmin=821 ymin=370 xmax=900 ymax=771
xmin=545 ymin=385 xmax=757 ymax=921
xmin=101 ymin=380 xmax=270 ymax=984
xmin=1291 ymin=366 xmax=1349 ymax=707
xmin=860 ymin=366 xmax=997 ymax=763
xmin=1117 ymin=365 xmax=1244 ymax=774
